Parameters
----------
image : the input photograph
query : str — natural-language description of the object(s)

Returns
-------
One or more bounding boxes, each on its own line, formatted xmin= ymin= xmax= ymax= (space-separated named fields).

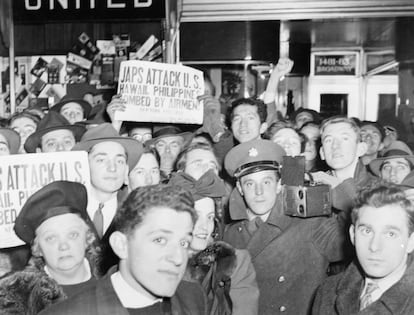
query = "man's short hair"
xmin=320 ymin=116 xmax=362 ymax=142
xmin=352 ymin=182 xmax=414 ymax=234
xmin=175 ymin=142 xmax=220 ymax=172
xmin=113 ymin=184 xmax=197 ymax=236
xmin=263 ymin=120 xmax=295 ymax=140
xmin=361 ymin=120 xmax=386 ymax=142
xmin=229 ymin=98 xmax=267 ymax=124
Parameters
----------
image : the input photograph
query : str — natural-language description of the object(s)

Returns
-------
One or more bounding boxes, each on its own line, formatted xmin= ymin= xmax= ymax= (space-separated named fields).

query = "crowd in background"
xmin=0 ymin=58 xmax=414 ymax=314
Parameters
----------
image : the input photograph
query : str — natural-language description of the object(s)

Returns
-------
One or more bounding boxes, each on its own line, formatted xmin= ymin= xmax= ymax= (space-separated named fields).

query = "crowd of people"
xmin=0 ymin=59 xmax=414 ymax=314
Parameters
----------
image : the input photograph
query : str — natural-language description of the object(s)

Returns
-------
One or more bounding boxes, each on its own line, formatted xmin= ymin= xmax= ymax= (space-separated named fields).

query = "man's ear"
xmin=275 ymin=178 xmax=282 ymax=194
xmin=378 ymin=142 xmax=385 ymax=152
xmin=259 ymin=122 xmax=268 ymax=135
xmin=406 ymin=232 xmax=414 ymax=254
xmin=36 ymin=147 xmax=42 ymax=153
xmin=124 ymin=165 xmax=129 ymax=186
xmin=236 ymin=180 xmax=244 ymax=196
xmin=356 ymin=141 xmax=368 ymax=158
xmin=319 ymin=147 xmax=326 ymax=161
xmin=109 ymin=231 xmax=129 ymax=260
xmin=349 ymin=224 xmax=355 ymax=246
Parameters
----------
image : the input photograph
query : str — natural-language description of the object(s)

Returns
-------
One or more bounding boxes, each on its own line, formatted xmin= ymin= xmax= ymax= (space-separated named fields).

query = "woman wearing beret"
xmin=169 ymin=170 xmax=259 ymax=315
xmin=0 ymin=181 xmax=100 ymax=315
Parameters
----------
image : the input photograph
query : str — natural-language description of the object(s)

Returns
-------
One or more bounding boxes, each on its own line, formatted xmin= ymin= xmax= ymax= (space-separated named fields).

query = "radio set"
xmin=281 ymin=156 xmax=332 ymax=218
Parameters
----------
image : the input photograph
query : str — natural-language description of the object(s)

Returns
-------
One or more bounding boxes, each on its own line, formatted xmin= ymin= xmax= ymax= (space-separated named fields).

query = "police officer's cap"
xmin=14 ymin=181 xmax=89 ymax=244
xmin=225 ymin=139 xmax=286 ymax=178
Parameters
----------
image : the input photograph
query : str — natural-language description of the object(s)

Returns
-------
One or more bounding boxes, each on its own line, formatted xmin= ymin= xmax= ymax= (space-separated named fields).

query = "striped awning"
xmin=181 ymin=0 xmax=414 ymax=22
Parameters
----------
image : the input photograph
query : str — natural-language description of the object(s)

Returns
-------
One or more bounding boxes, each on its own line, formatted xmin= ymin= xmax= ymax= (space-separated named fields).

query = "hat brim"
xmin=72 ymin=137 xmax=144 ymax=170
xmin=145 ymin=131 xmax=193 ymax=148
xmin=369 ymin=155 xmax=414 ymax=176
xmin=235 ymin=161 xmax=280 ymax=178
xmin=50 ymin=99 xmax=92 ymax=118
xmin=0 ymin=129 xmax=20 ymax=154
xmin=24 ymin=125 xmax=86 ymax=153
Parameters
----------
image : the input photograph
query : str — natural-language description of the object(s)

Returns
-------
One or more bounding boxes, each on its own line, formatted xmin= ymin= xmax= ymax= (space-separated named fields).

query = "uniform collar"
xmin=228 ymin=187 xmax=293 ymax=231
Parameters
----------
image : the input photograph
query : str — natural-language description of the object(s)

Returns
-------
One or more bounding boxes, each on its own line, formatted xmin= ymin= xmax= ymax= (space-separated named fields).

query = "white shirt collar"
xmin=111 ymin=271 xmax=162 ymax=308
xmin=362 ymin=263 xmax=407 ymax=301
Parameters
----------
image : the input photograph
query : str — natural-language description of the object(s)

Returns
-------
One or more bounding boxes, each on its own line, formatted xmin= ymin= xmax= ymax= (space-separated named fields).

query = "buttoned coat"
xmin=312 ymin=258 xmax=414 ymax=315
xmin=223 ymin=190 xmax=347 ymax=315
xmin=38 ymin=272 xmax=207 ymax=315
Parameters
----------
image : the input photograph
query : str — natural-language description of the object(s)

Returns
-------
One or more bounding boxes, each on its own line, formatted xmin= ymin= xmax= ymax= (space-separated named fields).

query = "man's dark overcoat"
xmin=223 ymin=190 xmax=347 ymax=315
xmin=312 ymin=258 xmax=414 ymax=315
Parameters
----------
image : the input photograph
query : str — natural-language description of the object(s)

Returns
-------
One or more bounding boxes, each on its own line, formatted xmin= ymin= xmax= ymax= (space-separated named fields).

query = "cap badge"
xmin=248 ymin=147 xmax=258 ymax=157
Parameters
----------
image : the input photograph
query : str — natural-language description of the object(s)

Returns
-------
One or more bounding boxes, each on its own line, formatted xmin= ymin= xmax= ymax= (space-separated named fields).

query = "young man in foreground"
xmin=313 ymin=183 xmax=414 ymax=314
xmin=40 ymin=184 xmax=206 ymax=315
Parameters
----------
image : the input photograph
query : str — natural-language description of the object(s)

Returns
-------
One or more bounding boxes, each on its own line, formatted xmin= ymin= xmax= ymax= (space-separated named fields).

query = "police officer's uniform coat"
xmin=223 ymin=190 xmax=347 ymax=315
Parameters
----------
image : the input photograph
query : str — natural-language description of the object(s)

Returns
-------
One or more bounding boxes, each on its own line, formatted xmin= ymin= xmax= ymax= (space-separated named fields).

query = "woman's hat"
xmin=24 ymin=111 xmax=86 ymax=153
xmin=14 ymin=181 xmax=89 ymax=244
xmin=169 ymin=169 xmax=226 ymax=201
xmin=72 ymin=123 xmax=144 ymax=169
xmin=369 ymin=141 xmax=414 ymax=176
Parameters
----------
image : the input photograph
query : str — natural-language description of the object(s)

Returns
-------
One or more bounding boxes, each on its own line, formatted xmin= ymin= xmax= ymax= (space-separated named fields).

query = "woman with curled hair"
xmin=0 ymin=181 xmax=101 ymax=315
xmin=128 ymin=147 xmax=161 ymax=189
xmin=169 ymin=170 xmax=259 ymax=315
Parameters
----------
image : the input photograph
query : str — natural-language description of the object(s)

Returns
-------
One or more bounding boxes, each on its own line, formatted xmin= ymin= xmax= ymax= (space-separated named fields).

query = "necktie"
xmin=93 ymin=203 xmax=104 ymax=238
xmin=247 ymin=217 xmax=263 ymax=235
xmin=360 ymin=281 xmax=379 ymax=310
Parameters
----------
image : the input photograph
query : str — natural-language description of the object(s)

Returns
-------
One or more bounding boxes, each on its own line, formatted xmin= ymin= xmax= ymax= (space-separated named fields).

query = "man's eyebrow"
xmin=146 ymin=229 xmax=192 ymax=237
xmin=0 ymin=141 xmax=9 ymax=147
xmin=91 ymin=152 xmax=108 ymax=157
xmin=357 ymin=222 xmax=403 ymax=232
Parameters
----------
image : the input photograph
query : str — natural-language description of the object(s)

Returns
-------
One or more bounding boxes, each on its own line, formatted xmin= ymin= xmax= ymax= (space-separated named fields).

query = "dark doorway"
xmin=320 ymin=94 xmax=348 ymax=119
xmin=377 ymin=94 xmax=397 ymax=122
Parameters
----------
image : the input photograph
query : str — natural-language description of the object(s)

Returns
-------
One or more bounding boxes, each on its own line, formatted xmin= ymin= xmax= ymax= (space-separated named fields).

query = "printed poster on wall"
xmin=0 ymin=151 xmax=90 ymax=248
xmin=115 ymin=60 xmax=204 ymax=124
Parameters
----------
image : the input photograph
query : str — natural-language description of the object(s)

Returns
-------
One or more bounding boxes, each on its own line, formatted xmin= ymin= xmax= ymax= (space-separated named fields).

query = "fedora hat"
xmin=24 ymin=111 xmax=86 ymax=153
xmin=50 ymin=97 xmax=92 ymax=118
xmin=0 ymin=128 xmax=20 ymax=154
xmin=145 ymin=124 xmax=193 ymax=147
xmin=369 ymin=141 xmax=414 ymax=176
xmin=72 ymin=123 xmax=144 ymax=169
xmin=14 ymin=181 xmax=89 ymax=244
xmin=74 ymin=106 xmax=110 ymax=130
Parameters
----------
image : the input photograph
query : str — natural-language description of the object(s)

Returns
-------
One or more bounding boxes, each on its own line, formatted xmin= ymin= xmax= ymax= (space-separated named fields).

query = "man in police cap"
xmin=223 ymin=139 xmax=347 ymax=315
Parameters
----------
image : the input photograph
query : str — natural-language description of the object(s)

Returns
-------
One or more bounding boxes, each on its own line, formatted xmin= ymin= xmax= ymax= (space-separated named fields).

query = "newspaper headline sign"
xmin=0 ymin=151 xmax=90 ymax=248
xmin=115 ymin=60 xmax=205 ymax=124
